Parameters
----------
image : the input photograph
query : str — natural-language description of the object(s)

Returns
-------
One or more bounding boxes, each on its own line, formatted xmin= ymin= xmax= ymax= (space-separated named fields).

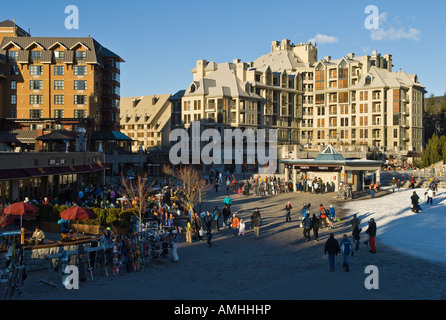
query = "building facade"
xmin=120 ymin=94 xmax=173 ymax=152
xmin=0 ymin=20 xmax=124 ymax=150
xmin=181 ymin=39 xmax=425 ymax=167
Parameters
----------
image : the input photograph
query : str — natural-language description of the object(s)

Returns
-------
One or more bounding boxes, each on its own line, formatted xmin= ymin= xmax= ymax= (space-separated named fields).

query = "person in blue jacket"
xmin=328 ymin=204 xmax=336 ymax=228
xmin=340 ymin=234 xmax=353 ymax=272
xmin=58 ymin=218 xmax=71 ymax=233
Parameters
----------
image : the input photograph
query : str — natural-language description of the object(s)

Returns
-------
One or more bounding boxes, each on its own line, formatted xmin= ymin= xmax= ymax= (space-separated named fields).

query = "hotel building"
xmin=0 ymin=20 xmax=124 ymax=151
xmin=181 ymin=39 xmax=425 ymax=168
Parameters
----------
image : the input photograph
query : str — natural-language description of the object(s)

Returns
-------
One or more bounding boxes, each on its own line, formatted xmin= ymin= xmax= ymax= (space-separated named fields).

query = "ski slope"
xmin=342 ymin=188 xmax=446 ymax=265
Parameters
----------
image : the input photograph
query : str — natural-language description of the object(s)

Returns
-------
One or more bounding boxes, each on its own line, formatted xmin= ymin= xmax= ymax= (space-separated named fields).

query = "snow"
xmin=342 ymin=187 xmax=446 ymax=265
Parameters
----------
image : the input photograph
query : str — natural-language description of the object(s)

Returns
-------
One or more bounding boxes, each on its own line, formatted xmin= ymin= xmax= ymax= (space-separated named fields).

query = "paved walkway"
xmin=15 ymin=188 xmax=446 ymax=300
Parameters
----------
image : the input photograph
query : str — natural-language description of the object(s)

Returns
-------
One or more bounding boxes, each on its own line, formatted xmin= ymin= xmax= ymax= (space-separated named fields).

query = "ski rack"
xmin=42 ymin=244 xmax=113 ymax=286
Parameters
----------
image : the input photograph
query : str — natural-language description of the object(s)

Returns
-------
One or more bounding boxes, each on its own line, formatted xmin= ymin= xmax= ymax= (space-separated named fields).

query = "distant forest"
xmin=421 ymin=94 xmax=446 ymax=167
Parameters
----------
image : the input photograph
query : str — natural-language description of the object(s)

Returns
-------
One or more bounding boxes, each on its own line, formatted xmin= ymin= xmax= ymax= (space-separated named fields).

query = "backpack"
xmin=304 ymin=217 xmax=312 ymax=229
xmin=215 ymin=209 xmax=221 ymax=218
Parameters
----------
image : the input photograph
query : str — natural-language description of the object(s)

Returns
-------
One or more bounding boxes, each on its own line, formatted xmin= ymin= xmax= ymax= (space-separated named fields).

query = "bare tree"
xmin=163 ymin=165 xmax=212 ymax=213
xmin=120 ymin=173 xmax=154 ymax=231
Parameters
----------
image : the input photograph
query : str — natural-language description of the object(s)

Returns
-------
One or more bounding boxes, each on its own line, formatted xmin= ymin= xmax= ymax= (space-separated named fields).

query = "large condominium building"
xmin=0 ymin=20 xmax=124 ymax=148
xmin=120 ymin=94 xmax=173 ymax=152
xmin=182 ymin=39 xmax=425 ymax=157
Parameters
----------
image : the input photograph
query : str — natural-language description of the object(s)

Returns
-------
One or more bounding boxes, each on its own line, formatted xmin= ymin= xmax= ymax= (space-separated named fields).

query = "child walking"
xmin=238 ymin=219 xmax=246 ymax=237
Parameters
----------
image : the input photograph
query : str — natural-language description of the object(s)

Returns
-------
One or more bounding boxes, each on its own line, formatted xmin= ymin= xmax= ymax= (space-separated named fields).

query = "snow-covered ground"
xmin=342 ymin=187 xmax=446 ymax=265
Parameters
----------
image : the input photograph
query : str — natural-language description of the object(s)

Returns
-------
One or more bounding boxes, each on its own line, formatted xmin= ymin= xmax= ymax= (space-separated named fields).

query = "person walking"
xmin=230 ymin=213 xmax=240 ymax=237
xmin=212 ymin=205 xmax=221 ymax=231
xmin=426 ymin=188 xmax=434 ymax=205
xmin=328 ymin=204 xmax=336 ymax=228
xmin=324 ymin=233 xmax=340 ymax=272
xmin=339 ymin=234 xmax=353 ymax=272
xmin=319 ymin=204 xmax=328 ymax=229
xmin=352 ymin=225 xmax=362 ymax=251
xmin=238 ymin=219 xmax=246 ymax=237
xmin=411 ymin=191 xmax=420 ymax=213
xmin=285 ymin=201 xmax=293 ymax=222
xmin=311 ymin=214 xmax=321 ymax=241
xmin=302 ymin=214 xmax=312 ymax=242
xmin=390 ymin=177 xmax=396 ymax=193
xmin=171 ymin=230 xmax=180 ymax=262
xmin=203 ymin=211 xmax=213 ymax=233
xmin=350 ymin=214 xmax=360 ymax=233
xmin=185 ymin=218 xmax=193 ymax=243
xmin=251 ymin=208 xmax=262 ymax=240
xmin=222 ymin=204 xmax=231 ymax=229
xmin=365 ymin=218 xmax=377 ymax=253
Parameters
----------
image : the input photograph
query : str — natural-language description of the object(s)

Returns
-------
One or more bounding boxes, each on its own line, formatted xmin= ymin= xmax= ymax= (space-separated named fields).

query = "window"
xmin=75 ymin=51 xmax=86 ymax=61
xmin=54 ymin=109 xmax=64 ymax=118
xmin=30 ymin=51 xmax=41 ymax=61
xmin=74 ymin=66 xmax=87 ymax=76
xmin=54 ymin=95 xmax=64 ymax=105
xmin=74 ymin=110 xmax=87 ymax=118
xmin=359 ymin=104 xmax=368 ymax=113
xmin=30 ymin=95 xmax=43 ymax=104
xmin=30 ymin=80 xmax=43 ymax=90
xmin=183 ymin=101 xmax=191 ymax=112
xmin=54 ymin=51 xmax=65 ymax=61
xmin=30 ymin=109 xmax=43 ymax=119
xmin=30 ymin=66 xmax=43 ymax=75
xmin=360 ymin=91 xmax=369 ymax=101
xmin=8 ymin=65 xmax=19 ymax=76
xmin=74 ymin=80 xmax=87 ymax=90
xmin=338 ymin=92 xmax=348 ymax=103
xmin=54 ymin=80 xmax=64 ymax=90
xmin=10 ymin=81 xmax=16 ymax=90
xmin=315 ymin=65 xmax=325 ymax=91
xmin=74 ymin=95 xmax=87 ymax=105
xmin=194 ymin=100 xmax=201 ymax=111
xmin=393 ymin=129 xmax=398 ymax=138
xmin=8 ymin=51 xmax=18 ymax=61
xmin=54 ymin=66 xmax=64 ymax=75
xmin=11 ymin=95 xmax=16 ymax=105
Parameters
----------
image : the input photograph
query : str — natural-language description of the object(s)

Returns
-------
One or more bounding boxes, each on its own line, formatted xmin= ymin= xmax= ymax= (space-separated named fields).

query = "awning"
xmin=88 ymin=163 xmax=110 ymax=172
xmin=59 ymin=165 xmax=92 ymax=174
xmin=22 ymin=167 xmax=64 ymax=177
xmin=0 ymin=169 xmax=29 ymax=181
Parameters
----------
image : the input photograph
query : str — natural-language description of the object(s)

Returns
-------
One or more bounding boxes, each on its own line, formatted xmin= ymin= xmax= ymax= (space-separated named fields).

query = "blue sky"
xmin=3 ymin=0 xmax=445 ymax=98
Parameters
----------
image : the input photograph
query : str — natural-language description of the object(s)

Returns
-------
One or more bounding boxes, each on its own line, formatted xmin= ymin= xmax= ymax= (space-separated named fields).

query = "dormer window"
xmin=365 ymin=75 xmax=372 ymax=85
xmin=8 ymin=51 xmax=18 ymax=61
xmin=54 ymin=51 xmax=65 ymax=61
xmin=30 ymin=51 xmax=41 ymax=61
xmin=76 ymin=51 xmax=86 ymax=62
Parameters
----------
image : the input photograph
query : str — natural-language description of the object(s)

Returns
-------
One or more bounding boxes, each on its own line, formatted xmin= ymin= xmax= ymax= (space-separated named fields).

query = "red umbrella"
xmin=60 ymin=206 xmax=96 ymax=221
xmin=60 ymin=207 xmax=96 ymax=237
xmin=4 ymin=202 xmax=38 ymax=216
xmin=4 ymin=202 xmax=39 ymax=228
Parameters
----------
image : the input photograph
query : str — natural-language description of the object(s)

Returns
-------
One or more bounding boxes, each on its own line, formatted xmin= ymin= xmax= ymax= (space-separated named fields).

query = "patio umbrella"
xmin=4 ymin=202 xmax=39 ymax=228
xmin=60 ymin=207 xmax=96 ymax=237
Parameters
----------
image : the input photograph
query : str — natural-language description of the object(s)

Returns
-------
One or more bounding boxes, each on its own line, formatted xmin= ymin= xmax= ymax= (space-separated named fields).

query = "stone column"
xmin=284 ymin=166 xmax=289 ymax=182
xmin=293 ymin=166 xmax=297 ymax=192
